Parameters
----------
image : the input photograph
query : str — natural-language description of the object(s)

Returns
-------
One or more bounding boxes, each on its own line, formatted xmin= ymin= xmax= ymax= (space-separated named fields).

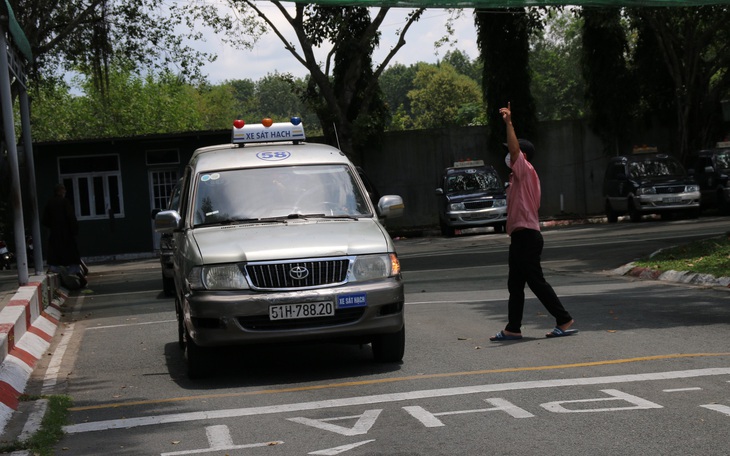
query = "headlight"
xmin=350 ymin=254 xmax=400 ymax=281
xmin=636 ymin=187 xmax=656 ymax=195
xmin=493 ymin=198 xmax=507 ymax=207
xmin=449 ymin=202 xmax=465 ymax=211
xmin=189 ymin=264 xmax=249 ymax=290
xmin=685 ymin=185 xmax=699 ymax=192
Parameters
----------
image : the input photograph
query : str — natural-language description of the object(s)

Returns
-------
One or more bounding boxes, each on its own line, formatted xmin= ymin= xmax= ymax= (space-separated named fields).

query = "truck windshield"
xmin=446 ymin=170 xmax=502 ymax=193
xmin=192 ymin=164 xmax=371 ymax=226
xmin=629 ymin=158 xmax=685 ymax=178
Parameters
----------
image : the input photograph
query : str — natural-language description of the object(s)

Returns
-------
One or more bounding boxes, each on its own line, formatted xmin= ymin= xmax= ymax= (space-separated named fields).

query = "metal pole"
xmin=19 ymin=88 xmax=42 ymax=273
xmin=0 ymin=26 xmax=28 ymax=284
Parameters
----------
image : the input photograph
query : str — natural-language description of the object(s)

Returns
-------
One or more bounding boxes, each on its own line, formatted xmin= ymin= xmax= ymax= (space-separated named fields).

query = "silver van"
xmin=155 ymin=118 xmax=405 ymax=378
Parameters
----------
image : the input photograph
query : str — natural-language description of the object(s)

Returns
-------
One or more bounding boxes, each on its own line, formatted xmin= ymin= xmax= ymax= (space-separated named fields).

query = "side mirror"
xmin=377 ymin=195 xmax=404 ymax=219
xmin=154 ymin=210 xmax=183 ymax=233
xmin=435 ymin=188 xmax=444 ymax=196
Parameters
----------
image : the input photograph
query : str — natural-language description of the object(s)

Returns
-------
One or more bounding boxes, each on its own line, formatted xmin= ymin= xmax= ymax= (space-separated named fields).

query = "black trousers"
xmin=506 ymin=229 xmax=572 ymax=333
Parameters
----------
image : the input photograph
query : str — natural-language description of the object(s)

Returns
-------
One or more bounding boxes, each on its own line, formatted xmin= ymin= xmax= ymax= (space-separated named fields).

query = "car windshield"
xmin=446 ymin=170 xmax=502 ymax=193
xmin=629 ymin=158 xmax=685 ymax=178
xmin=716 ymin=150 xmax=730 ymax=170
xmin=192 ymin=164 xmax=371 ymax=226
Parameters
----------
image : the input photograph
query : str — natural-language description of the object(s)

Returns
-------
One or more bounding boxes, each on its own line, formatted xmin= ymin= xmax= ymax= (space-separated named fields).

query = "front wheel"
xmin=372 ymin=326 xmax=405 ymax=363
xmin=184 ymin=327 xmax=208 ymax=379
xmin=628 ymin=199 xmax=642 ymax=223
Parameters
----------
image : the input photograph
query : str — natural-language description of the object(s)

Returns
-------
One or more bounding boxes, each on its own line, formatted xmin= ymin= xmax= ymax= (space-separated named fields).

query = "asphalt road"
xmin=8 ymin=215 xmax=730 ymax=455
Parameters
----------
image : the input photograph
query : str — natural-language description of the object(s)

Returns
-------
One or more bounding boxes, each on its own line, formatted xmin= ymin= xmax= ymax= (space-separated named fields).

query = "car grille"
xmin=464 ymin=200 xmax=495 ymax=210
xmin=244 ymin=258 xmax=350 ymax=290
xmin=656 ymin=185 xmax=686 ymax=194
xmin=237 ymin=308 xmax=365 ymax=331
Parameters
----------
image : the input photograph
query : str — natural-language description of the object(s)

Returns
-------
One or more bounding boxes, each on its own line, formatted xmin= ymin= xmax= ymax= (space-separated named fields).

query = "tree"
xmin=215 ymin=1 xmax=427 ymax=164
xmin=475 ymin=8 xmax=541 ymax=152
xmin=530 ymin=8 xmax=585 ymax=122
xmin=442 ymin=49 xmax=482 ymax=84
xmin=380 ymin=63 xmax=419 ymax=130
xmin=629 ymin=6 xmax=730 ymax=162
xmin=580 ymin=7 xmax=636 ymax=155
xmin=408 ymin=63 xmax=484 ymax=129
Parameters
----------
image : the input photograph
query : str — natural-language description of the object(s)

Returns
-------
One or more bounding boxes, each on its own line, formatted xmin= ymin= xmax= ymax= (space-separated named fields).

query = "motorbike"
xmin=0 ymin=239 xmax=14 ymax=270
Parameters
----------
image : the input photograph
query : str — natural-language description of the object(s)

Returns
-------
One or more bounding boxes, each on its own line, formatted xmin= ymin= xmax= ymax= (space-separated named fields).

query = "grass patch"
xmin=0 ymin=395 xmax=73 ymax=456
xmin=633 ymin=232 xmax=730 ymax=278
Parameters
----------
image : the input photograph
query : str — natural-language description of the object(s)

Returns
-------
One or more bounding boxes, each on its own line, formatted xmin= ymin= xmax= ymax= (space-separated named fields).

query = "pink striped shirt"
xmin=506 ymin=152 xmax=541 ymax=235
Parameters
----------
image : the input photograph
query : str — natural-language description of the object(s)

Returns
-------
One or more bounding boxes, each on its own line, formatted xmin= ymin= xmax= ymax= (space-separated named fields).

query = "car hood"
xmin=446 ymin=190 xmax=506 ymax=203
xmin=190 ymin=218 xmax=393 ymax=263
xmin=636 ymin=176 xmax=695 ymax=186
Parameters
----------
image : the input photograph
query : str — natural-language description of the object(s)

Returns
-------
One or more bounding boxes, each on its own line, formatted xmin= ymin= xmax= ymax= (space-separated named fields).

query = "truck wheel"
xmin=605 ymin=200 xmax=618 ymax=223
xmin=440 ymin=221 xmax=455 ymax=237
xmin=718 ymin=190 xmax=730 ymax=215
xmin=184 ymin=327 xmax=208 ymax=379
xmin=628 ymin=199 xmax=642 ymax=223
xmin=176 ymin=300 xmax=185 ymax=350
xmin=372 ymin=326 xmax=405 ymax=363
xmin=163 ymin=274 xmax=175 ymax=297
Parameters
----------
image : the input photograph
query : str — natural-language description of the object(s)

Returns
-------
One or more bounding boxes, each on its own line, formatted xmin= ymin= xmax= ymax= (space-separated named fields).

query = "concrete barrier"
xmin=0 ymin=274 xmax=64 ymax=435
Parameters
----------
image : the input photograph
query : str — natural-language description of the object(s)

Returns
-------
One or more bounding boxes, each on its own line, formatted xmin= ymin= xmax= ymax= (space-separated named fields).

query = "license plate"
xmin=337 ymin=292 xmax=367 ymax=309
xmin=269 ymin=301 xmax=334 ymax=320
xmin=663 ymin=196 xmax=680 ymax=203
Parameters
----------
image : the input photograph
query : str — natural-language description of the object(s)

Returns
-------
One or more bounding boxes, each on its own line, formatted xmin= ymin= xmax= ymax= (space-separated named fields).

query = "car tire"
xmin=718 ymin=190 xmax=730 ymax=215
xmin=494 ymin=223 xmax=506 ymax=234
xmin=163 ymin=274 xmax=175 ymax=297
xmin=439 ymin=221 xmax=455 ymax=237
xmin=605 ymin=200 xmax=618 ymax=223
xmin=184 ymin=327 xmax=208 ymax=379
xmin=176 ymin=299 xmax=185 ymax=350
xmin=372 ymin=326 xmax=405 ymax=363
xmin=628 ymin=199 xmax=642 ymax=223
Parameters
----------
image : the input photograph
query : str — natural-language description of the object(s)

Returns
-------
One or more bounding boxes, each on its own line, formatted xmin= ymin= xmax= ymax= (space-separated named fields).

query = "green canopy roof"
xmin=291 ymin=0 xmax=724 ymax=6
xmin=1 ymin=0 xmax=32 ymax=61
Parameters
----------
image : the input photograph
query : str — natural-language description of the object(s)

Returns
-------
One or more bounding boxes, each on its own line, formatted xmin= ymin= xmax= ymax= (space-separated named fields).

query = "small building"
xmin=34 ymin=130 xmax=230 ymax=261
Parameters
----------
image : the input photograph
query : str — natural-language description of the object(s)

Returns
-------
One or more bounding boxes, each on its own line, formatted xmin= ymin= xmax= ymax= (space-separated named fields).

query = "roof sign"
xmin=716 ymin=141 xmax=730 ymax=149
xmin=453 ymin=159 xmax=485 ymax=168
xmin=232 ymin=117 xmax=306 ymax=145
xmin=632 ymin=146 xmax=658 ymax=154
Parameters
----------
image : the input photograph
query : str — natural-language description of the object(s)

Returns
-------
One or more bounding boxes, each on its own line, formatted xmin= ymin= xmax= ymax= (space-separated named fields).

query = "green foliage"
xmin=633 ymin=233 xmax=730 ymax=279
xmin=408 ymin=63 xmax=484 ymax=129
xmin=530 ymin=9 xmax=586 ymax=121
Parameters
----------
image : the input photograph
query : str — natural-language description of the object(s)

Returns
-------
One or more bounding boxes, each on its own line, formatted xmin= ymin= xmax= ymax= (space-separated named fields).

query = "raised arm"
xmin=500 ymin=102 xmax=520 ymax=166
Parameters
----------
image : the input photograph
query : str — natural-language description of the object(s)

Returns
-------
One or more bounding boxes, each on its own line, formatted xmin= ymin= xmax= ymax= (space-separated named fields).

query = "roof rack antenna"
xmin=332 ymin=122 xmax=341 ymax=150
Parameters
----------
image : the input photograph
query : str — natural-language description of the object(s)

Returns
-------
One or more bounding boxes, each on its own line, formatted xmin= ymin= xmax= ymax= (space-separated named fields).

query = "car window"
xmin=628 ymin=158 xmax=685 ymax=178
xmin=192 ymin=164 xmax=370 ymax=226
xmin=716 ymin=151 xmax=730 ymax=170
xmin=446 ymin=169 xmax=501 ymax=193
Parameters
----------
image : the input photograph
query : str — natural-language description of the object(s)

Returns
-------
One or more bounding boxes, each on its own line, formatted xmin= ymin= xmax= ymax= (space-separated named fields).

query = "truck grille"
xmin=464 ymin=200 xmax=494 ymax=210
xmin=656 ymin=185 xmax=686 ymax=194
xmin=244 ymin=258 xmax=350 ymax=290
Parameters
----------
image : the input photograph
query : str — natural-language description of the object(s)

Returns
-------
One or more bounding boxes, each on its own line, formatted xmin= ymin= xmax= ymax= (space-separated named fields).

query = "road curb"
xmin=0 ymin=274 xmax=65 ymax=435
xmin=619 ymin=262 xmax=730 ymax=290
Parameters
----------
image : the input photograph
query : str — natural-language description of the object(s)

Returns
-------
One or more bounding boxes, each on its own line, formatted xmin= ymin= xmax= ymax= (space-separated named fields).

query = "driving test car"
xmin=690 ymin=142 xmax=730 ymax=214
xmin=154 ymin=117 xmax=406 ymax=378
xmin=435 ymin=160 xmax=507 ymax=236
xmin=603 ymin=147 xmax=700 ymax=222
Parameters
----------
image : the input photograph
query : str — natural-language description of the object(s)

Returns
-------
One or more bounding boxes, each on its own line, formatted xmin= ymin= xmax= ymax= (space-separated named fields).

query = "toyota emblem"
xmin=289 ymin=265 xmax=309 ymax=280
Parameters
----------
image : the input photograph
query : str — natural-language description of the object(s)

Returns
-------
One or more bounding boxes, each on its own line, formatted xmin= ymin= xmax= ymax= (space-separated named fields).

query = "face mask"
xmin=505 ymin=153 xmax=512 ymax=169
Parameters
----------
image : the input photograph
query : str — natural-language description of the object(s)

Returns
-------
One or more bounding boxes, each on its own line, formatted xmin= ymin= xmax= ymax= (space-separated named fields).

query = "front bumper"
xmin=635 ymin=191 xmax=700 ymax=212
xmin=443 ymin=207 xmax=507 ymax=228
xmin=183 ymin=277 xmax=404 ymax=347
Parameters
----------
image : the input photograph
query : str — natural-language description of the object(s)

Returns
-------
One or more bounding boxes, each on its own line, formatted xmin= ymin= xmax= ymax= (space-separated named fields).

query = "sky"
xmin=195 ymin=6 xmax=480 ymax=84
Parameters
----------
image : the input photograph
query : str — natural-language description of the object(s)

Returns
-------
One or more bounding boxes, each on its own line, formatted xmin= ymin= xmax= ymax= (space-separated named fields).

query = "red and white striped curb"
xmin=0 ymin=275 xmax=64 ymax=435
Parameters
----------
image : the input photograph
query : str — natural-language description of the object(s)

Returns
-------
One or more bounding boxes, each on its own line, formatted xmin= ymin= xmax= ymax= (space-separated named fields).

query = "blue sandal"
xmin=490 ymin=331 xmax=523 ymax=341
xmin=546 ymin=327 xmax=579 ymax=338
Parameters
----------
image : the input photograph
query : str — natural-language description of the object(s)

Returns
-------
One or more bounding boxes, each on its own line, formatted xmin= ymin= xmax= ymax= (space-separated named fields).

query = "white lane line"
xmin=663 ymin=387 xmax=702 ymax=392
xmin=700 ymin=404 xmax=730 ymax=417
xmin=63 ymin=367 xmax=730 ymax=434
xmin=86 ymin=320 xmax=176 ymax=331
xmin=41 ymin=324 xmax=74 ymax=394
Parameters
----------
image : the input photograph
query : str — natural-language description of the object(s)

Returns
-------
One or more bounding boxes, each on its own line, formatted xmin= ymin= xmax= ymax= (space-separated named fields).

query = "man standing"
xmin=42 ymin=183 xmax=86 ymax=288
xmin=490 ymin=103 xmax=576 ymax=341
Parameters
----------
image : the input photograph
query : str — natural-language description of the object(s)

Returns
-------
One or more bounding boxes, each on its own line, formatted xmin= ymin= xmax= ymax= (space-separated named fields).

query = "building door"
xmin=149 ymin=169 xmax=179 ymax=250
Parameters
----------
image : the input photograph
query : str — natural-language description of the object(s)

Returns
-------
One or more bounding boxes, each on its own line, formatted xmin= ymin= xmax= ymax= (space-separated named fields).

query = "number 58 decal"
xmin=256 ymin=151 xmax=291 ymax=161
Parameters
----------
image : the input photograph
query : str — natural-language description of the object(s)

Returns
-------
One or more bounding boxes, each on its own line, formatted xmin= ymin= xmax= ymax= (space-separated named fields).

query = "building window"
xmin=59 ymin=155 xmax=124 ymax=220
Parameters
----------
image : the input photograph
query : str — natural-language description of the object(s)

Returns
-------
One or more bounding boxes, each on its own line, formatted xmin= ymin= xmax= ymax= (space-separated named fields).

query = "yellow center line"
xmin=69 ymin=352 xmax=730 ymax=412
